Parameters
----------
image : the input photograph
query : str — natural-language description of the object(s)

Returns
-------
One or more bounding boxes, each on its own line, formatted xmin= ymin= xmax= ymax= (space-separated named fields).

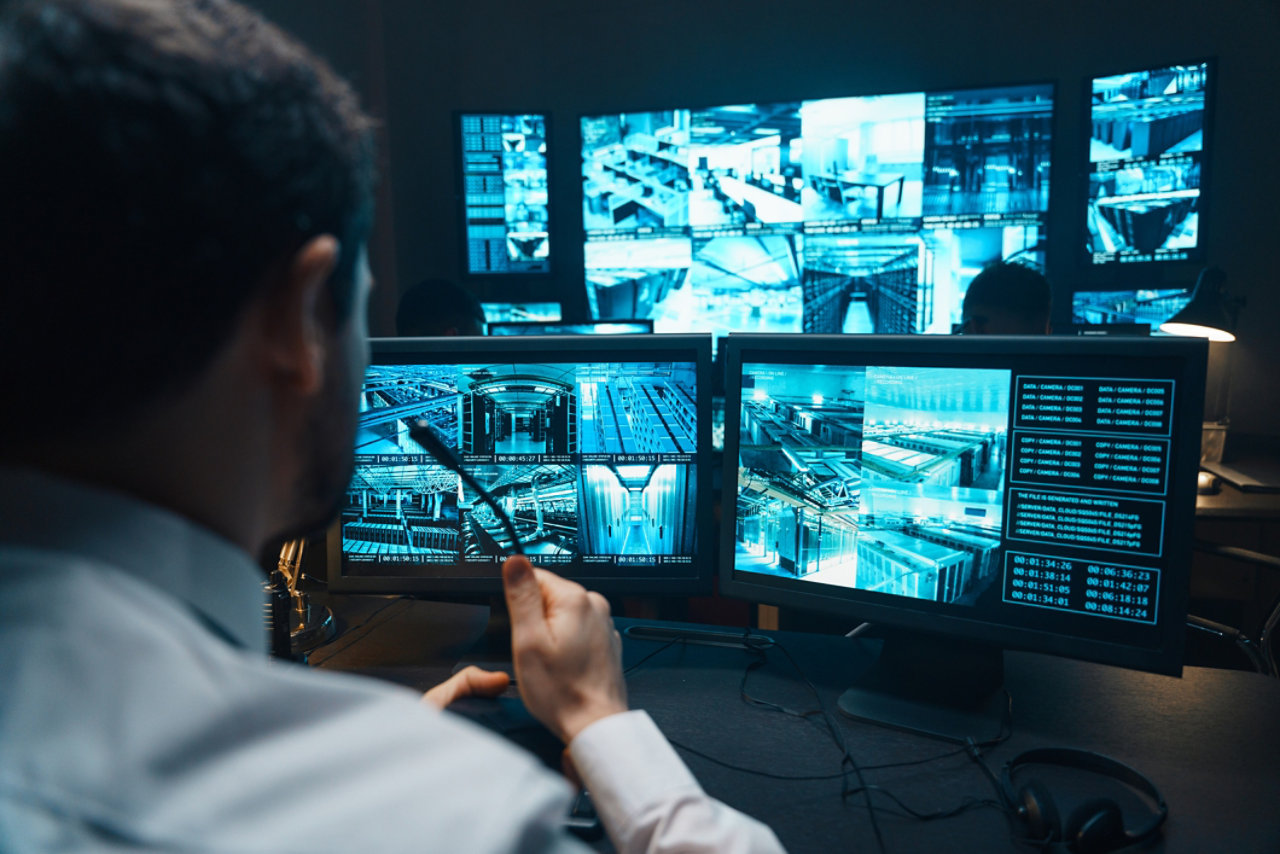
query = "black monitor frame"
xmin=455 ymin=110 xmax=554 ymax=279
xmin=719 ymin=333 xmax=1207 ymax=678
xmin=328 ymin=334 xmax=715 ymax=598
xmin=1081 ymin=57 xmax=1216 ymax=269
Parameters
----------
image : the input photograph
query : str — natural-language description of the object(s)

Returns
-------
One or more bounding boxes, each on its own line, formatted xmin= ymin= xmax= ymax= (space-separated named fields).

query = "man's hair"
xmin=396 ymin=279 xmax=486 ymax=337
xmin=0 ymin=0 xmax=375 ymax=441
xmin=962 ymin=261 xmax=1052 ymax=332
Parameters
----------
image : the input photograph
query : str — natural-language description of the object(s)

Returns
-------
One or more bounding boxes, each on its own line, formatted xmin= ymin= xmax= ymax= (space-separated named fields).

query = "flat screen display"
xmin=1086 ymin=62 xmax=1210 ymax=264
xmin=487 ymin=319 xmax=654 ymax=336
xmin=481 ymin=302 xmax=561 ymax=325
xmin=720 ymin=334 xmax=1206 ymax=675
xmin=580 ymin=83 xmax=1052 ymax=338
xmin=329 ymin=336 xmax=713 ymax=596
xmin=1072 ymin=289 xmax=1193 ymax=327
xmin=459 ymin=113 xmax=550 ymax=274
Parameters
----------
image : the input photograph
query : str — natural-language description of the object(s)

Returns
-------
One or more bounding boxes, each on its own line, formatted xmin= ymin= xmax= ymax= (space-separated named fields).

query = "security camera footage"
xmin=581 ymin=83 xmax=1051 ymax=337
xmin=341 ymin=360 xmax=699 ymax=580
xmin=733 ymin=359 xmax=1182 ymax=632
xmin=1087 ymin=62 xmax=1209 ymax=264
xmin=1072 ymin=289 xmax=1192 ymax=327
xmin=461 ymin=113 xmax=550 ymax=275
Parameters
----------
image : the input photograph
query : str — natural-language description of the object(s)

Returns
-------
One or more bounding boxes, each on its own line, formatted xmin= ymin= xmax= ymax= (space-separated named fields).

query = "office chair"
xmin=1187 ymin=539 xmax=1280 ymax=677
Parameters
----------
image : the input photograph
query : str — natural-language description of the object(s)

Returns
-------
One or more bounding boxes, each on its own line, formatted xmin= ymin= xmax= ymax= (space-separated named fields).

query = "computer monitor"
xmin=1086 ymin=60 xmax=1211 ymax=265
xmin=480 ymin=302 xmax=561 ymax=325
xmin=579 ymin=82 xmax=1053 ymax=339
xmin=458 ymin=112 xmax=550 ymax=275
xmin=328 ymin=334 xmax=714 ymax=597
xmin=1072 ymin=288 xmax=1192 ymax=328
xmin=720 ymin=334 xmax=1206 ymax=739
xmin=487 ymin=319 xmax=654 ymax=336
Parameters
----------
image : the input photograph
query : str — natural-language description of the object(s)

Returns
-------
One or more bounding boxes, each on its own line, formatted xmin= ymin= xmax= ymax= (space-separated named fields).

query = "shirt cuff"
xmin=568 ymin=710 xmax=701 ymax=831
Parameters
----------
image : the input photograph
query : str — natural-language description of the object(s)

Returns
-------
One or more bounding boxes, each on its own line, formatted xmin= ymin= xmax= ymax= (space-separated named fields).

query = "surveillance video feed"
xmin=735 ymin=363 xmax=1009 ymax=605
xmin=1072 ymin=289 xmax=1192 ymax=327
xmin=342 ymin=360 xmax=699 ymax=573
xmin=460 ymin=113 xmax=549 ymax=274
xmin=579 ymin=83 xmax=1053 ymax=339
xmin=801 ymin=225 xmax=1043 ymax=334
xmin=1087 ymin=62 xmax=1208 ymax=264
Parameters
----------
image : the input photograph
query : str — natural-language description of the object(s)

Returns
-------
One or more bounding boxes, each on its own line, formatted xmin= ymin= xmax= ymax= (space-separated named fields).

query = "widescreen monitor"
xmin=480 ymin=301 xmax=561 ymax=325
xmin=720 ymin=334 xmax=1206 ymax=738
xmin=487 ymin=319 xmax=654 ymax=336
xmin=458 ymin=112 xmax=550 ymax=275
xmin=328 ymin=335 xmax=714 ymax=597
xmin=1072 ymin=289 xmax=1192 ymax=327
xmin=579 ymin=82 xmax=1052 ymax=340
xmin=1086 ymin=61 xmax=1211 ymax=264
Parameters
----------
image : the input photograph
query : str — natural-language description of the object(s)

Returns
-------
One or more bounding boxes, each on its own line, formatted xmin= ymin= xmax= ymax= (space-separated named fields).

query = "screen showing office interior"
xmin=724 ymin=337 xmax=1203 ymax=674
xmin=460 ymin=113 xmax=550 ymax=274
xmin=337 ymin=344 xmax=705 ymax=589
xmin=581 ymin=84 xmax=1051 ymax=339
xmin=1087 ymin=62 xmax=1209 ymax=264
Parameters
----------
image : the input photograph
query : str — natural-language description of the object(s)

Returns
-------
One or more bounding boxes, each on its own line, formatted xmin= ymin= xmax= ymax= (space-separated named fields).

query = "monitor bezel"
xmin=717 ymin=333 xmax=1206 ymax=676
xmin=454 ymin=110 xmax=555 ymax=280
xmin=1080 ymin=57 xmax=1216 ymax=269
xmin=329 ymin=333 xmax=715 ymax=597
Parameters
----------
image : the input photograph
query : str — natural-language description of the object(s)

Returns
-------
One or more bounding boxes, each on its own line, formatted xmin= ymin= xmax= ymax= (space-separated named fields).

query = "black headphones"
xmin=999 ymin=747 xmax=1168 ymax=854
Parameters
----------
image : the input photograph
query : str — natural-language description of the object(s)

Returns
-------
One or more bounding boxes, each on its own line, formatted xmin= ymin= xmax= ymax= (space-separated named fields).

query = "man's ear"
xmin=265 ymin=235 xmax=339 ymax=397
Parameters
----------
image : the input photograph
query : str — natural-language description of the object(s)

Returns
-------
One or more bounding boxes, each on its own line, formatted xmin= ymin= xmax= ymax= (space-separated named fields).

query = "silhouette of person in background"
xmin=960 ymin=261 xmax=1052 ymax=335
xmin=396 ymin=277 xmax=486 ymax=336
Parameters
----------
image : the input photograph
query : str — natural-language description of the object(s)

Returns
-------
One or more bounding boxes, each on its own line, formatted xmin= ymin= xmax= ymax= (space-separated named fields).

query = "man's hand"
xmin=422 ymin=665 xmax=510 ymax=709
xmin=502 ymin=555 xmax=628 ymax=743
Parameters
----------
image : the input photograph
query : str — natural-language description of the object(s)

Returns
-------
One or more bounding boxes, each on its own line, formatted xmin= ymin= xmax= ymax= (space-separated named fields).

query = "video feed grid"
xmin=922 ymin=84 xmax=1053 ymax=220
xmin=1087 ymin=63 xmax=1207 ymax=264
xmin=735 ymin=363 xmax=1009 ymax=607
xmin=347 ymin=359 xmax=700 ymax=568
xmin=461 ymin=113 xmax=549 ymax=274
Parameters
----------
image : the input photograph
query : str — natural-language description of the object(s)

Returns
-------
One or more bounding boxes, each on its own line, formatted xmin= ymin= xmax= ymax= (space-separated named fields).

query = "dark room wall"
xmin=248 ymin=0 xmax=1280 ymax=439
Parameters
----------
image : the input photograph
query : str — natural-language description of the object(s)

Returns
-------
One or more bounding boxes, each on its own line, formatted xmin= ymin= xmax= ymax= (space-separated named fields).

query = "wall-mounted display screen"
xmin=459 ymin=113 xmax=550 ymax=274
xmin=581 ymin=83 xmax=1052 ymax=338
xmin=1086 ymin=62 xmax=1210 ymax=265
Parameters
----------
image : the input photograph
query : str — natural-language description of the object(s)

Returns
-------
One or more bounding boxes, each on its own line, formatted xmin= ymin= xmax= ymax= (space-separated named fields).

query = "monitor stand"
xmin=452 ymin=596 xmax=516 ymax=680
xmin=837 ymin=629 xmax=1006 ymax=743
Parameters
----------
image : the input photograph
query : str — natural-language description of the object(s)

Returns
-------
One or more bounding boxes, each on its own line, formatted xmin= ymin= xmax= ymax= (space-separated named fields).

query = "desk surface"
xmin=1196 ymin=479 xmax=1280 ymax=520
xmin=311 ymin=597 xmax=1280 ymax=854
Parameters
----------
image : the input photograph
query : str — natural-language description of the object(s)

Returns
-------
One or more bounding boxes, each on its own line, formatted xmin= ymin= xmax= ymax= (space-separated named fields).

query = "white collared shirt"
xmin=0 ymin=468 xmax=783 ymax=853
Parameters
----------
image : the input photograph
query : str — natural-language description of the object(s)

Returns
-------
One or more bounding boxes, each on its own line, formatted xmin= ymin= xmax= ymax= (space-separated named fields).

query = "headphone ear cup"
xmin=1064 ymin=797 xmax=1125 ymax=854
xmin=1017 ymin=780 xmax=1061 ymax=843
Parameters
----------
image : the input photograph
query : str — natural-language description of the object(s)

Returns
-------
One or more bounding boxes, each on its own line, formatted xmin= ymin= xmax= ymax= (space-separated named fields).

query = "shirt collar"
xmin=0 ymin=466 xmax=268 ymax=654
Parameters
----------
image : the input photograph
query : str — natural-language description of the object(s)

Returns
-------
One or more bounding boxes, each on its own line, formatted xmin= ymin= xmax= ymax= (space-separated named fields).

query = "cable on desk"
xmin=623 ymin=631 xmax=1021 ymax=851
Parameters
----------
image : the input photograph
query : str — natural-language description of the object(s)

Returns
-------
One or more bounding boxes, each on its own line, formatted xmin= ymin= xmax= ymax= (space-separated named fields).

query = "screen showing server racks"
xmin=1072 ymin=288 xmax=1192 ymax=327
xmin=724 ymin=337 xmax=1202 ymax=670
xmin=460 ymin=113 xmax=550 ymax=274
xmin=339 ymin=349 xmax=702 ymax=587
xmin=580 ymin=83 xmax=1051 ymax=339
xmin=1087 ymin=62 xmax=1209 ymax=264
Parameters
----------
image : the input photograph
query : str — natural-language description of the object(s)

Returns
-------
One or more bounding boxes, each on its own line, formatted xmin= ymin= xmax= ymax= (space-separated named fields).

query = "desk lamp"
xmin=275 ymin=538 xmax=334 ymax=655
xmin=1159 ymin=266 xmax=1242 ymax=341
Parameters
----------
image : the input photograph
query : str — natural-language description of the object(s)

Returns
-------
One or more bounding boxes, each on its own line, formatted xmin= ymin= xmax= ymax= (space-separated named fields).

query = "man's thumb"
xmin=502 ymin=555 xmax=543 ymax=627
